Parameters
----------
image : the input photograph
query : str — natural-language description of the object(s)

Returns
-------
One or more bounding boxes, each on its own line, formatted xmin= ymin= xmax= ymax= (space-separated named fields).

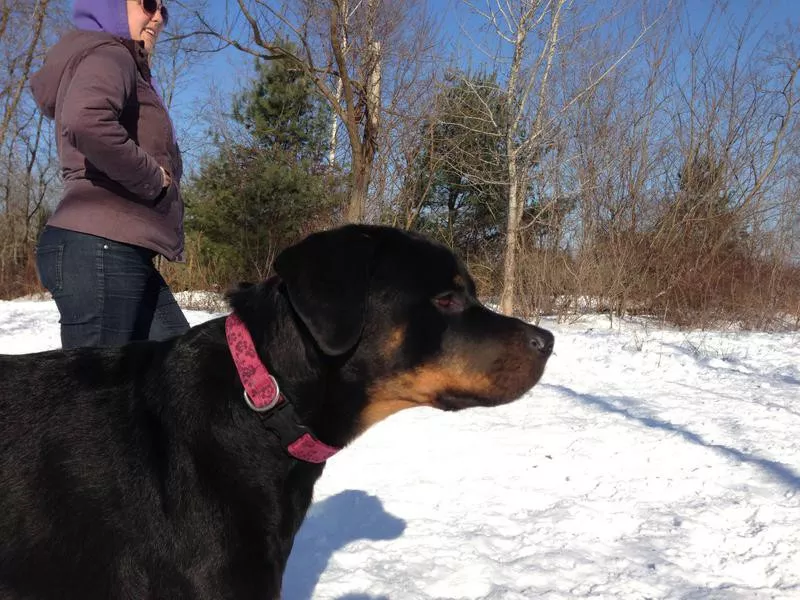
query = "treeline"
xmin=2 ymin=0 xmax=799 ymax=328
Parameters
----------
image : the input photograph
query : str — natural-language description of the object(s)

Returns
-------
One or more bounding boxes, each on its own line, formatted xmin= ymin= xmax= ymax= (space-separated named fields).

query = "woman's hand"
xmin=160 ymin=166 xmax=172 ymax=189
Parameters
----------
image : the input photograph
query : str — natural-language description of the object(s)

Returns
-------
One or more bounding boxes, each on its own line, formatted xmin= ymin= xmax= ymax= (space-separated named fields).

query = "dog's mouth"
xmin=433 ymin=358 xmax=550 ymax=412
xmin=433 ymin=392 xmax=512 ymax=412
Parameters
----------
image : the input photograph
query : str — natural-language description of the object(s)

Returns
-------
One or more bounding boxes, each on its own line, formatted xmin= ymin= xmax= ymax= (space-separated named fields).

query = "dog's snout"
xmin=528 ymin=327 xmax=554 ymax=356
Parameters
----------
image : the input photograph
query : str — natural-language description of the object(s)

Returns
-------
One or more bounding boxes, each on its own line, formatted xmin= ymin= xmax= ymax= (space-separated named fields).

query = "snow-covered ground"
xmin=1 ymin=298 xmax=799 ymax=599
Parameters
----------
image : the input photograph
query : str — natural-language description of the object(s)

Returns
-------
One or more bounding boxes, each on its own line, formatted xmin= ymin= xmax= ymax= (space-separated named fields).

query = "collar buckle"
xmin=243 ymin=374 xmax=281 ymax=412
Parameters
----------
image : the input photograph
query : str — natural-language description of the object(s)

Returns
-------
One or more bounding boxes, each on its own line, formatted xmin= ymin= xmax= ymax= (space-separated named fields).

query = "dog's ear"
xmin=274 ymin=226 xmax=377 ymax=356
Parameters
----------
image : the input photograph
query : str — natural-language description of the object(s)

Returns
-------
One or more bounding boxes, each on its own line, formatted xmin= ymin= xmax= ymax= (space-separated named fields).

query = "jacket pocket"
xmin=151 ymin=181 xmax=178 ymax=215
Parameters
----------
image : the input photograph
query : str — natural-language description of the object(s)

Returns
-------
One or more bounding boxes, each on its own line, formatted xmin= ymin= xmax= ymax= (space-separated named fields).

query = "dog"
xmin=0 ymin=225 xmax=554 ymax=599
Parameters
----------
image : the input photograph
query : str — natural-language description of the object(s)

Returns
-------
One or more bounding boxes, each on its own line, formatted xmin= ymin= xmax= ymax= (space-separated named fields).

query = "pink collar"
xmin=225 ymin=312 xmax=340 ymax=463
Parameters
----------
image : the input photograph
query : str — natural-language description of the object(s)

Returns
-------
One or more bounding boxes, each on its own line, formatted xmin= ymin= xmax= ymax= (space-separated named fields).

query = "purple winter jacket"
xmin=30 ymin=0 xmax=184 ymax=261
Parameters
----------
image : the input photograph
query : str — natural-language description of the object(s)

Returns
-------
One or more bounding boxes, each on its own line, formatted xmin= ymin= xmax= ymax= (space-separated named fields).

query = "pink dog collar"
xmin=225 ymin=312 xmax=339 ymax=463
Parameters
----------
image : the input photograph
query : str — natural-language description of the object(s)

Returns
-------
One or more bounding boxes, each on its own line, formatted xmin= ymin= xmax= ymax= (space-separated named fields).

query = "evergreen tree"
xmin=185 ymin=51 xmax=345 ymax=282
xmin=405 ymin=71 xmax=545 ymax=260
xmin=409 ymin=72 xmax=509 ymax=256
xmin=233 ymin=56 xmax=330 ymax=161
xmin=667 ymin=147 xmax=738 ymax=252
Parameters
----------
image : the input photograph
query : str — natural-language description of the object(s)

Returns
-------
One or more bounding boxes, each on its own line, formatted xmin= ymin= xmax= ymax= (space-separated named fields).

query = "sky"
xmin=2 ymin=297 xmax=799 ymax=598
xmin=162 ymin=0 xmax=799 ymax=175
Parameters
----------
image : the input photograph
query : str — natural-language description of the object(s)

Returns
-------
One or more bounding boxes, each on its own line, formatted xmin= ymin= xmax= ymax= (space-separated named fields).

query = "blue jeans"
xmin=35 ymin=226 xmax=190 ymax=349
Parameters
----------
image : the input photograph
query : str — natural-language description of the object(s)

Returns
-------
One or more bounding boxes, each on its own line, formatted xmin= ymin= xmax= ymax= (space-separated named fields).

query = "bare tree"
xmin=0 ymin=0 xmax=50 ymax=153
xmin=465 ymin=0 xmax=662 ymax=314
xmin=552 ymin=0 xmax=800 ymax=327
xmin=177 ymin=0 xmax=438 ymax=223
xmin=152 ymin=0 xmax=222 ymax=170
xmin=0 ymin=0 xmax=64 ymax=296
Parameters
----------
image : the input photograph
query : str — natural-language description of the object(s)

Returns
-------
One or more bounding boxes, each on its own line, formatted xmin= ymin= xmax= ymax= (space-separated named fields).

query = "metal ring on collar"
xmin=243 ymin=374 xmax=281 ymax=412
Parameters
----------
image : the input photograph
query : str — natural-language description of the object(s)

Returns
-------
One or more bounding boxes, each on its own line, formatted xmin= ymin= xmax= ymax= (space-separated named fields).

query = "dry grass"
xmin=2 ymin=224 xmax=799 ymax=331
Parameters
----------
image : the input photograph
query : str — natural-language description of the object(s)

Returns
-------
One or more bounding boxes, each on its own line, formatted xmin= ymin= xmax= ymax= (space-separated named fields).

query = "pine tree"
xmin=185 ymin=52 xmax=346 ymax=282
xmin=408 ymin=72 xmax=510 ymax=257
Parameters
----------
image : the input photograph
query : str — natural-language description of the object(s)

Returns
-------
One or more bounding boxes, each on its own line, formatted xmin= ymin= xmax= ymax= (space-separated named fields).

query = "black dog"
xmin=0 ymin=225 xmax=553 ymax=599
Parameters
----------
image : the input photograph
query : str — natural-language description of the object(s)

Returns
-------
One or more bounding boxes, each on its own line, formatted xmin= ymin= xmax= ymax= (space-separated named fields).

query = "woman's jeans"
xmin=35 ymin=226 xmax=190 ymax=349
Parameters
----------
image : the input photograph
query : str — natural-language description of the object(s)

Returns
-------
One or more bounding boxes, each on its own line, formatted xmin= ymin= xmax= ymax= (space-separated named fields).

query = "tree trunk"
xmin=497 ymin=0 xmax=563 ymax=315
xmin=499 ymin=173 xmax=521 ymax=314
xmin=347 ymin=158 xmax=369 ymax=222
xmin=328 ymin=0 xmax=347 ymax=166
xmin=329 ymin=77 xmax=343 ymax=165
xmin=497 ymin=3 xmax=530 ymax=316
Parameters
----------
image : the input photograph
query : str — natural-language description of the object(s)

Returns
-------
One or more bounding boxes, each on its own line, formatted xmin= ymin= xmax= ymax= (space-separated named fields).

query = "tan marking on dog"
xmin=453 ymin=275 xmax=466 ymax=289
xmin=382 ymin=326 xmax=406 ymax=358
xmin=358 ymin=360 xmax=493 ymax=432
xmin=359 ymin=399 xmax=421 ymax=432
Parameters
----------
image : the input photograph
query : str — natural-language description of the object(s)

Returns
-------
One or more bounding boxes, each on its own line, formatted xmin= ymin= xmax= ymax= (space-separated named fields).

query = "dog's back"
xmin=1 ymin=336 xmax=299 ymax=598
xmin=1 ymin=344 xmax=179 ymax=596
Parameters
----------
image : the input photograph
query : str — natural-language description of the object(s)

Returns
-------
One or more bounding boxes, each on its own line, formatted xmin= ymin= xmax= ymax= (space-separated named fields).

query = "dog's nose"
xmin=529 ymin=327 xmax=554 ymax=356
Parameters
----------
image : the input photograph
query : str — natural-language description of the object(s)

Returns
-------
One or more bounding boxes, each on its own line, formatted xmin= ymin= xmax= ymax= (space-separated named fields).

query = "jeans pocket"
xmin=35 ymin=244 xmax=64 ymax=294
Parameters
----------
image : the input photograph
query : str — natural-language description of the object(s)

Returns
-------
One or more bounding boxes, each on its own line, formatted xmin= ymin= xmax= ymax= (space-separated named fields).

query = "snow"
xmin=1 ymin=299 xmax=799 ymax=599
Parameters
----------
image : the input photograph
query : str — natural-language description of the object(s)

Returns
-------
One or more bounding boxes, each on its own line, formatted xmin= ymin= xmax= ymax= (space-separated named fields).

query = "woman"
xmin=30 ymin=0 xmax=189 ymax=348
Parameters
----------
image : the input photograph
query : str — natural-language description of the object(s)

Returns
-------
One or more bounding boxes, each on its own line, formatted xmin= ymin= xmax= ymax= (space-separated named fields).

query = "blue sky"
xmin=164 ymin=0 xmax=798 ymax=172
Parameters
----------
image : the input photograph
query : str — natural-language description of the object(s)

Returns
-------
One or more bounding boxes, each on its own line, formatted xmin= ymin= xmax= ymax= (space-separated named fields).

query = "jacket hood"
xmin=30 ymin=31 xmax=120 ymax=118
xmin=72 ymin=0 xmax=130 ymax=38
xmin=30 ymin=1 xmax=131 ymax=118
xmin=30 ymin=1 xmax=169 ymax=128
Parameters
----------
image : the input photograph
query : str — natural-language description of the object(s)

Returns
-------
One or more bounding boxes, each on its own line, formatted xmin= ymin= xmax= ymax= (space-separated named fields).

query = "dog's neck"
xmin=227 ymin=279 xmax=368 ymax=450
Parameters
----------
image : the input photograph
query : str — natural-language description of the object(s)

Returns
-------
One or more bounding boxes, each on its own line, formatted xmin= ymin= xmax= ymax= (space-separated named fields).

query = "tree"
xmin=0 ymin=0 xmax=62 ymax=296
xmin=184 ymin=53 xmax=346 ymax=283
xmin=466 ymin=0 xmax=660 ymax=314
xmin=676 ymin=151 xmax=730 ymax=230
xmin=234 ymin=54 xmax=331 ymax=161
xmin=179 ymin=0 xmax=439 ymax=224
xmin=404 ymin=71 xmax=509 ymax=257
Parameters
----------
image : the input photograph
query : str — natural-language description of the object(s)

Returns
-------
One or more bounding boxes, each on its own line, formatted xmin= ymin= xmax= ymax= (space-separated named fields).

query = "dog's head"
xmin=271 ymin=225 xmax=553 ymax=433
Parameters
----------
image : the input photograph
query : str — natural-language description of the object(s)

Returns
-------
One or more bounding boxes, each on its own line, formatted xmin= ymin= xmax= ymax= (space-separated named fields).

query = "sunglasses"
xmin=138 ymin=0 xmax=169 ymax=26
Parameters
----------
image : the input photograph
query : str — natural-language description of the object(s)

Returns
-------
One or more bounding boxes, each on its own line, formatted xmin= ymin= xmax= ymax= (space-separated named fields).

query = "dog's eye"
xmin=433 ymin=292 xmax=464 ymax=313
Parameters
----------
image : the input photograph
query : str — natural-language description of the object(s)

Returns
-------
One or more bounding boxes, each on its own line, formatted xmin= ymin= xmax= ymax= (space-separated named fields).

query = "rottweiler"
xmin=0 ymin=225 xmax=553 ymax=599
